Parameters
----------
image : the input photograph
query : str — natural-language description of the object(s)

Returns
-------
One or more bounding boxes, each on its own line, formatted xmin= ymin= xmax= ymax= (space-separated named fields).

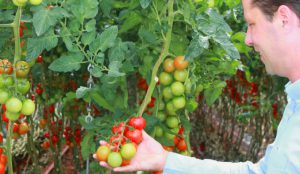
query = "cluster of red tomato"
xmin=64 ymin=125 xmax=82 ymax=147
xmin=12 ymin=0 xmax=42 ymax=6
xmin=95 ymin=116 xmax=146 ymax=168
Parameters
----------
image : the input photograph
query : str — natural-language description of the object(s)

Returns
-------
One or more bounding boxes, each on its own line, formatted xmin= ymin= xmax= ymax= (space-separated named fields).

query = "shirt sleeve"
xmin=163 ymin=143 xmax=274 ymax=174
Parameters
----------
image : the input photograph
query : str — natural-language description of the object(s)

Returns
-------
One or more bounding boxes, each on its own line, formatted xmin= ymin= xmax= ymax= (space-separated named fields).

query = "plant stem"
xmin=0 ymin=23 xmax=13 ymax=27
xmin=137 ymin=0 xmax=174 ymax=117
xmin=6 ymin=121 xmax=13 ymax=174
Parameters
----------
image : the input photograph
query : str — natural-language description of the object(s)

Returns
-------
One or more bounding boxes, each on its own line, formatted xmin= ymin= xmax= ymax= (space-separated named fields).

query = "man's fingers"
xmin=113 ymin=165 xmax=138 ymax=172
xmin=99 ymin=161 xmax=113 ymax=170
xmin=99 ymin=140 xmax=108 ymax=145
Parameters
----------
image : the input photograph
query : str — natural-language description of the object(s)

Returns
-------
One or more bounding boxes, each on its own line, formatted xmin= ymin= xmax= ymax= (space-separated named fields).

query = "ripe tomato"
xmin=96 ymin=145 xmax=111 ymax=161
xmin=170 ymin=81 xmax=185 ymax=96
xmin=152 ymin=171 xmax=163 ymax=174
xmin=39 ymin=118 xmax=47 ymax=129
xmin=0 ymin=134 xmax=2 ymax=144
xmin=125 ymin=129 xmax=143 ymax=144
xmin=120 ymin=143 xmax=137 ymax=160
xmin=112 ymin=122 xmax=128 ymax=134
xmin=172 ymin=96 xmax=186 ymax=109
xmin=0 ymin=163 xmax=5 ymax=174
xmin=18 ymin=122 xmax=29 ymax=135
xmin=163 ymin=58 xmax=175 ymax=73
xmin=176 ymin=139 xmax=187 ymax=151
xmin=128 ymin=116 xmax=146 ymax=130
xmin=159 ymin=72 xmax=173 ymax=86
xmin=174 ymin=70 xmax=188 ymax=82
xmin=5 ymin=111 xmax=20 ymax=121
xmin=0 ymin=155 xmax=6 ymax=165
xmin=29 ymin=0 xmax=42 ymax=5
xmin=1 ymin=112 xmax=8 ymax=123
xmin=166 ymin=116 xmax=179 ymax=129
xmin=6 ymin=97 xmax=22 ymax=113
xmin=110 ymin=134 xmax=126 ymax=147
xmin=15 ymin=61 xmax=30 ymax=78
xmin=107 ymin=152 xmax=122 ymax=168
xmin=19 ymin=26 xmax=23 ymax=37
xmin=174 ymin=56 xmax=189 ymax=70
xmin=0 ymin=59 xmax=13 ymax=74
xmin=36 ymin=55 xmax=43 ymax=63
xmin=41 ymin=141 xmax=50 ymax=149
xmin=173 ymin=136 xmax=180 ymax=146
xmin=0 ymin=90 xmax=10 ymax=104
xmin=121 ymin=159 xmax=131 ymax=166
xmin=16 ymin=79 xmax=30 ymax=94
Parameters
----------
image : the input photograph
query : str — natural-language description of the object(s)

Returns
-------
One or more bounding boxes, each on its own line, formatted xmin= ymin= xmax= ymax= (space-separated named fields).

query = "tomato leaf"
xmin=90 ymin=91 xmax=115 ymax=112
xmin=107 ymin=61 xmax=125 ymax=77
xmin=185 ymin=32 xmax=208 ymax=60
xmin=76 ymin=87 xmax=91 ymax=99
xmin=90 ymin=25 xmax=118 ymax=53
xmin=140 ymin=0 xmax=151 ymax=9
xmin=204 ymin=81 xmax=226 ymax=106
xmin=32 ymin=6 xmax=67 ymax=36
xmin=119 ymin=11 xmax=142 ymax=33
xmin=108 ymin=39 xmax=129 ymax=62
xmin=81 ymin=131 xmax=96 ymax=160
xmin=26 ymin=30 xmax=58 ymax=61
xmin=66 ymin=0 xmax=99 ymax=23
xmin=99 ymin=0 xmax=113 ymax=17
xmin=48 ymin=53 xmax=84 ymax=72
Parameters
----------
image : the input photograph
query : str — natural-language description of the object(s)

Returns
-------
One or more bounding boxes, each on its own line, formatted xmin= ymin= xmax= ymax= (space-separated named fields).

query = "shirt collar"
xmin=285 ymin=79 xmax=300 ymax=100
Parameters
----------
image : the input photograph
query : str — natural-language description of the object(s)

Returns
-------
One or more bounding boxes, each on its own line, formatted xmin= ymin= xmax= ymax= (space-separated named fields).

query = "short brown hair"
xmin=251 ymin=0 xmax=300 ymax=20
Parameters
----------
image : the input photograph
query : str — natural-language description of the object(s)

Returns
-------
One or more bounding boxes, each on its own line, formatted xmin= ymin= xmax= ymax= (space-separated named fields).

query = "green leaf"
xmin=119 ymin=11 xmax=142 ymax=33
xmin=32 ymin=7 xmax=65 ymax=36
xmin=90 ymin=26 xmax=118 ymax=53
xmin=76 ymin=87 xmax=91 ymax=99
xmin=26 ymin=29 xmax=58 ymax=61
xmin=90 ymin=91 xmax=115 ymax=112
xmin=67 ymin=0 xmax=99 ymax=23
xmin=0 ymin=29 xmax=11 ymax=50
xmin=140 ymin=0 xmax=151 ymax=9
xmin=99 ymin=0 xmax=113 ymax=17
xmin=81 ymin=31 xmax=96 ymax=46
xmin=61 ymin=27 xmax=80 ymax=52
xmin=225 ymin=0 xmax=240 ymax=8
xmin=48 ymin=53 xmax=84 ymax=72
xmin=80 ymin=132 xmax=96 ymax=160
xmin=85 ymin=19 xmax=96 ymax=32
xmin=185 ymin=33 xmax=208 ymax=60
xmin=0 ymin=10 xmax=14 ymax=22
xmin=213 ymin=31 xmax=240 ymax=59
xmin=89 ymin=66 xmax=103 ymax=78
xmin=108 ymin=39 xmax=128 ymax=62
xmin=204 ymin=81 xmax=226 ymax=106
xmin=138 ymin=27 xmax=158 ymax=44
xmin=107 ymin=61 xmax=125 ymax=77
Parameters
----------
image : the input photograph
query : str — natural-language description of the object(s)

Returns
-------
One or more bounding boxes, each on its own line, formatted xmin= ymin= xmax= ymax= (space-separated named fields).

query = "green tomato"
xmin=4 ymin=76 xmax=14 ymax=87
xmin=157 ymin=111 xmax=166 ymax=122
xmin=159 ymin=72 xmax=173 ymax=86
xmin=154 ymin=126 xmax=163 ymax=137
xmin=0 ymin=89 xmax=10 ymax=104
xmin=29 ymin=0 xmax=42 ymax=5
xmin=172 ymin=96 xmax=186 ymax=110
xmin=21 ymin=99 xmax=35 ymax=115
xmin=164 ymin=128 xmax=179 ymax=140
xmin=171 ymin=81 xmax=185 ymax=96
xmin=120 ymin=143 xmax=137 ymax=160
xmin=162 ymin=87 xmax=173 ymax=101
xmin=12 ymin=0 xmax=26 ymax=6
xmin=17 ymin=79 xmax=30 ymax=94
xmin=16 ymin=0 xmax=27 ymax=4
xmin=166 ymin=116 xmax=179 ymax=128
xmin=0 ymin=75 xmax=4 ymax=88
xmin=107 ymin=152 xmax=122 ymax=168
xmin=5 ymin=111 xmax=20 ymax=121
xmin=174 ymin=70 xmax=188 ymax=82
xmin=158 ymin=102 xmax=165 ymax=110
xmin=166 ymin=101 xmax=177 ymax=115
xmin=6 ymin=97 xmax=22 ymax=113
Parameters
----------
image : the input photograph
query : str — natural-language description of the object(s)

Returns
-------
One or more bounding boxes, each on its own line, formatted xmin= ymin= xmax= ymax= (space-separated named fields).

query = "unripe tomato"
xmin=154 ymin=126 xmax=163 ymax=137
xmin=3 ymin=77 xmax=14 ymax=87
xmin=21 ymin=99 xmax=35 ymax=115
xmin=174 ymin=70 xmax=188 ymax=82
xmin=120 ymin=143 xmax=137 ymax=160
xmin=0 ymin=59 xmax=13 ymax=74
xmin=6 ymin=97 xmax=22 ymax=113
xmin=174 ymin=56 xmax=189 ymax=70
xmin=16 ymin=79 xmax=30 ymax=94
xmin=96 ymin=145 xmax=111 ymax=161
xmin=29 ymin=0 xmax=42 ymax=5
xmin=0 ymin=75 xmax=4 ymax=88
xmin=107 ymin=152 xmax=122 ymax=168
xmin=164 ymin=130 xmax=176 ymax=140
xmin=172 ymin=96 xmax=186 ymax=109
xmin=159 ymin=72 xmax=173 ymax=86
xmin=166 ymin=102 xmax=177 ymax=115
xmin=163 ymin=58 xmax=175 ymax=73
xmin=171 ymin=82 xmax=185 ymax=96
xmin=162 ymin=87 xmax=173 ymax=101
xmin=0 ymin=90 xmax=10 ymax=104
xmin=12 ymin=0 xmax=26 ymax=6
xmin=166 ymin=116 xmax=179 ymax=128
xmin=157 ymin=111 xmax=166 ymax=122
xmin=16 ymin=0 xmax=27 ymax=4
xmin=5 ymin=111 xmax=20 ymax=121
xmin=15 ymin=61 xmax=30 ymax=78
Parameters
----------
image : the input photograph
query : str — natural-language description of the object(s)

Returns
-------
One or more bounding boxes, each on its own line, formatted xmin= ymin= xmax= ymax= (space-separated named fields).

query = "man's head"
xmin=242 ymin=0 xmax=300 ymax=82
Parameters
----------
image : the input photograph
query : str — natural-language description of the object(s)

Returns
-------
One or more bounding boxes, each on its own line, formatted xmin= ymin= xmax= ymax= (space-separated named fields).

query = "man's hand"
xmin=94 ymin=131 xmax=169 ymax=172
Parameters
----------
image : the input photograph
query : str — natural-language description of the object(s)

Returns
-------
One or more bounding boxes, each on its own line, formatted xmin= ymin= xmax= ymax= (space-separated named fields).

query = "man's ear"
xmin=276 ymin=5 xmax=299 ymax=32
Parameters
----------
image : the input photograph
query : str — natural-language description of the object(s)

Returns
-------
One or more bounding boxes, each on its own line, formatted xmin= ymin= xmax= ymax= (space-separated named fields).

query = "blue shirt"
xmin=163 ymin=80 xmax=300 ymax=174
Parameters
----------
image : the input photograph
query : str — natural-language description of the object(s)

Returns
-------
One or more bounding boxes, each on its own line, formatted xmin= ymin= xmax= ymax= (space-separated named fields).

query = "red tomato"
xmin=125 ymin=129 xmax=143 ymax=144
xmin=36 ymin=55 xmax=43 ymax=63
xmin=0 ymin=155 xmax=7 ymax=165
xmin=18 ymin=122 xmax=29 ymax=135
xmin=176 ymin=139 xmax=187 ymax=151
xmin=0 ymin=163 xmax=5 ymax=174
xmin=174 ymin=56 xmax=189 ymax=70
xmin=128 ymin=116 xmax=146 ymax=130
xmin=111 ymin=122 xmax=128 ymax=134
xmin=0 ymin=59 xmax=13 ymax=74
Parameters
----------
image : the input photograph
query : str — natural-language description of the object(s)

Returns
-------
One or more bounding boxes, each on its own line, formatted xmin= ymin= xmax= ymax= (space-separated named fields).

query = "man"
xmin=98 ymin=0 xmax=300 ymax=173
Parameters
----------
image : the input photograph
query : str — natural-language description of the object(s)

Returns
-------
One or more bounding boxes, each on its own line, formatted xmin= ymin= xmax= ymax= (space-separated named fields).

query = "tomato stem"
xmin=137 ymin=0 xmax=174 ymax=117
